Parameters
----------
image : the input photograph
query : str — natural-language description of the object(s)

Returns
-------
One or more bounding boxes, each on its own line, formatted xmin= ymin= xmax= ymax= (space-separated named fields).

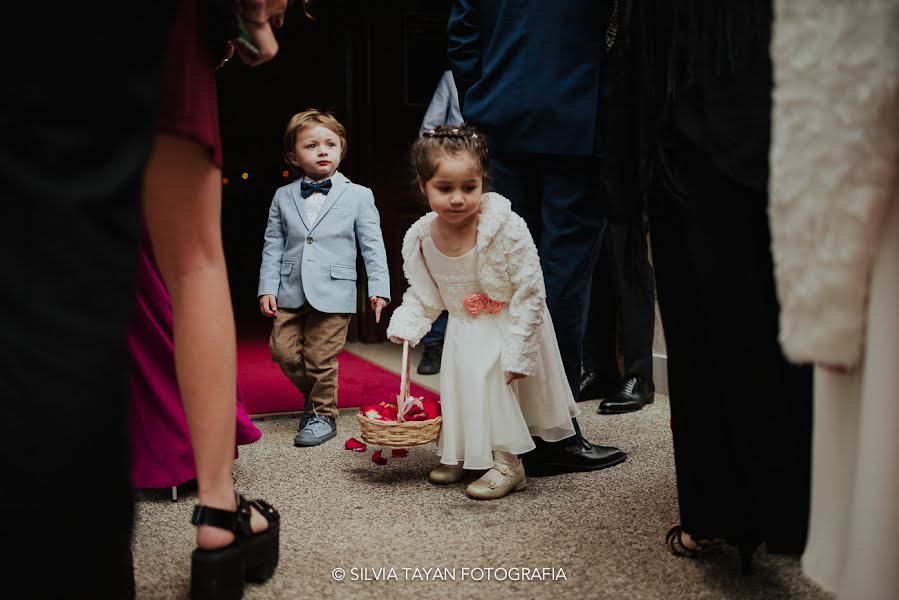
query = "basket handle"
xmin=397 ymin=340 xmax=412 ymax=421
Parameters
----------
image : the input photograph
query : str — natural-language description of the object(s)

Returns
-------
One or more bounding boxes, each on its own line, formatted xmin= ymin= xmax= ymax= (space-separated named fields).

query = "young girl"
xmin=386 ymin=125 xmax=579 ymax=500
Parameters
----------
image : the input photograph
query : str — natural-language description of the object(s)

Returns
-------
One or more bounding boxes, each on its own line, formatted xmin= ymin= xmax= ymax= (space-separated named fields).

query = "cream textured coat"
xmin=769 ymin=0 xmax=899 ymax=369
xmin=770 ymin=2 xmax=899 ymax=598
xmin=386 ymin=192 xmax=546 ymax=377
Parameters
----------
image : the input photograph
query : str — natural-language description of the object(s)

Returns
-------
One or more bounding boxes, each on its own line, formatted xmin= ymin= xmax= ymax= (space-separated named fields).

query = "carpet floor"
xmin=133 ymin=395 xmax=832 ymax=600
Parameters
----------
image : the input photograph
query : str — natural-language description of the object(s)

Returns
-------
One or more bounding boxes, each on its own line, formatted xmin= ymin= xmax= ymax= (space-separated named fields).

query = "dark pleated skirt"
xmin=650 ymin=136 xmax=813 ymax=553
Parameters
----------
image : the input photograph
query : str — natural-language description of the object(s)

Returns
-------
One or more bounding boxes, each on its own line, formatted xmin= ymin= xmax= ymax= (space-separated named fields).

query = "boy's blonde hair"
xmin=283 ymin=109 xmax=348 ymax=162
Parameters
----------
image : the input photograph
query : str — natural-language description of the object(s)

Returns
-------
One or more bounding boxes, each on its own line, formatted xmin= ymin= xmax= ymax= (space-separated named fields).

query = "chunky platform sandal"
xmin=190 ymin=494 xmax=280 ymax=600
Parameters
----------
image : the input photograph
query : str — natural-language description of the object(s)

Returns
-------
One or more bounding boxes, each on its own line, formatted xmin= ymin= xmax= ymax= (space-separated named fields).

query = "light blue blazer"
xmin=418 ymin=70 xmax=463 ymax=137
xmin=257 ymin=171 xmax=391 ymax=313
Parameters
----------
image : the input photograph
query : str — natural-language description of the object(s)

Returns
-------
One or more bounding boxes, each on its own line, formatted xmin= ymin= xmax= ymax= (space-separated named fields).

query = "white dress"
xmin=421 ymin=235 xmax=578 ymax=470
xmin=802 ymin=195 xmax=898 ymax=599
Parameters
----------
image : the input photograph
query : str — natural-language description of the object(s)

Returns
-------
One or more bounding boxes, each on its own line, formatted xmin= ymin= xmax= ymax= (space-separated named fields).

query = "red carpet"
xmin=237 ymin=333 xmax=439 ymax=415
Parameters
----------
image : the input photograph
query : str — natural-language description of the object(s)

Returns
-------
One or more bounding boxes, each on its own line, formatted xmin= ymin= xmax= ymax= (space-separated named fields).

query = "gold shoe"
xmin=429 ymin=463 xmax=466 ymax=485
xmin=464 ymin=464 xmax=527 ymax=500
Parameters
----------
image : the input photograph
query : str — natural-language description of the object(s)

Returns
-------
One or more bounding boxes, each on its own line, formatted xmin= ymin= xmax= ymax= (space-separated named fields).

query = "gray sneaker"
xmin=297 ymin=412 xmax=311 ymax=431
xmin=293 ymin=415 xmax=337 ymax=447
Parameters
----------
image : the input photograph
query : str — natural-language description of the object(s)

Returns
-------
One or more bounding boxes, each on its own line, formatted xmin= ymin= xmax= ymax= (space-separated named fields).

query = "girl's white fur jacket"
xmin=386 ymin=192 xmax=546 ymax=376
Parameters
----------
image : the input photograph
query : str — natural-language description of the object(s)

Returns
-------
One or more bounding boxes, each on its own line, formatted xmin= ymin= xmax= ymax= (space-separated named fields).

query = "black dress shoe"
xmin=522 ymin=437 xmax=626 ymax=477
xmin=598 ymin=376 xmax=655 ymax=414
xmin=578 ymin=369 xmax=619 ymax=402
xmin=417 ymin=343 xmax=443 ymax=375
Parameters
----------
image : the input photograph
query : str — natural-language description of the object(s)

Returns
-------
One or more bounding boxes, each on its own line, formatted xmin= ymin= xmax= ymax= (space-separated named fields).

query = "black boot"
xmin=417 ymin=343 xmax=443 ymax=375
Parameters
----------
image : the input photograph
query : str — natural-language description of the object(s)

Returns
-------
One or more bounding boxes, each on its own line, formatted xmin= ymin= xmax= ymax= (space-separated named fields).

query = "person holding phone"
xmin=141 ymin=0 xmax=294 ymax=597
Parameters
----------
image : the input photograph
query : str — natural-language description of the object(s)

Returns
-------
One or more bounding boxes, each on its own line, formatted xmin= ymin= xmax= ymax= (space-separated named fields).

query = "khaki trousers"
xmin=269 ymin=305 xmax=351 ymax=418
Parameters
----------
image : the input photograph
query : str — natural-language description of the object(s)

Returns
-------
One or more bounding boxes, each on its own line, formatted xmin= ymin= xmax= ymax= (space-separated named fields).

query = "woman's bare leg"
xmin=143 ymin=133 xmax=264 ymax=549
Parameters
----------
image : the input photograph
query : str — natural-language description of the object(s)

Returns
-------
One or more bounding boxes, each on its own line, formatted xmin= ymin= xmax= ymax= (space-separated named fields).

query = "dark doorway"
xmin=219 ymin=0 xmax=451 ymax=342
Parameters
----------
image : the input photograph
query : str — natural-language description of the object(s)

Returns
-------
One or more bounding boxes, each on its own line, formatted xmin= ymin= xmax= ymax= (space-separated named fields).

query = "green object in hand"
xmin=234 ymin=12 xmax=261 ymax=58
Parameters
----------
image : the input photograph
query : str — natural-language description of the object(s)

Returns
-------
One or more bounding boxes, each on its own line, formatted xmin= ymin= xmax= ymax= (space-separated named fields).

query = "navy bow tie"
xmin=300 ymin=179 xmax=332 ymax=198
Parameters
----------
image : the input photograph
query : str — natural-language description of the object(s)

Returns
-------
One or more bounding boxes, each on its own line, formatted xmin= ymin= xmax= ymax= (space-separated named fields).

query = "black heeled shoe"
xmin=665 ymin=525 xmax=723 ymax=558
xmin=667 ymin=525 xmax=760 ymax=576
xmin=190 ymin=494 xmax=280 ymax=600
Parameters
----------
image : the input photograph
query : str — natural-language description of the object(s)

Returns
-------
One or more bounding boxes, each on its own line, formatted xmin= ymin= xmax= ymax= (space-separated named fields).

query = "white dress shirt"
xmin=302 ymin=175 xmax=331 ymax=224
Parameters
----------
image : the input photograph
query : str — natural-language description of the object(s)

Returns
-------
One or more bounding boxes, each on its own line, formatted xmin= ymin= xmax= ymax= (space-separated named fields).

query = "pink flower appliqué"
xmin=463 ymin=293 xmax=504 ymax=316
xmin=463 ymin=293 xmax=487 ymax=315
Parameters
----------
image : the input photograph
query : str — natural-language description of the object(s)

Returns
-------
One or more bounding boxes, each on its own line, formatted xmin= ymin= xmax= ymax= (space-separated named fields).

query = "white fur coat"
xmin=386 ymin=192 xmax=547 ymax=376
xmin=769 ymin=0 xmax=899 ymax=368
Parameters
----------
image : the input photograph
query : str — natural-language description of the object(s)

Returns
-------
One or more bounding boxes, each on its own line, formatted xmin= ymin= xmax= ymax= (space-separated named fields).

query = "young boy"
xmin=258 ymin=109 xmax=390 ymax=446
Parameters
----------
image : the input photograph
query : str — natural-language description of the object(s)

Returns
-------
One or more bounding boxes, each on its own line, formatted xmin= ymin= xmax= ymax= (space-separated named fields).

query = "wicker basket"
xmin=357 ymin=413 xmax=442 ymax=447
xmin=356 ymin=340 xmax=441 ymax=448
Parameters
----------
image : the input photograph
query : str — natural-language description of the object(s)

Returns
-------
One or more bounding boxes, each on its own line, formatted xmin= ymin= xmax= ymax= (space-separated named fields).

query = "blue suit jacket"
xmin=257 ymin=172 xmax=391 ymax=313
xmin=448 ymin=0 xmax=614 ymax=155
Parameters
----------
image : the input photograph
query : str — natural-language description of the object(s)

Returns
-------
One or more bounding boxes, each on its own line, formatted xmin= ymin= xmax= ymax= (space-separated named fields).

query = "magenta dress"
xmin=129 ymin=242 xmax=261 ymax=489
xmin=128 ymin=0 xmax=259 ymax=489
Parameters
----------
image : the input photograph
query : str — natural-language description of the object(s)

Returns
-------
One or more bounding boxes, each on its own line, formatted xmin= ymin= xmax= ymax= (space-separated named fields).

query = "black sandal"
xmin=190 ymin=494 xmax=280 ymax=600
xmin=665 ymin=525 xmax=722 ymax=558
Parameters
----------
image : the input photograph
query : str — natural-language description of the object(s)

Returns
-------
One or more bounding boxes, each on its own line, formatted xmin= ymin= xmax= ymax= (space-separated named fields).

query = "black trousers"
xmin=0 ymin=5 xmax=174 ymax=597
xmin=582 ymin=222 xmax=655 ymax=382
xmin=650 ymin=137 xmax=812 ymax=551
xmin=490 ymin=153 xmax=606 ymax=398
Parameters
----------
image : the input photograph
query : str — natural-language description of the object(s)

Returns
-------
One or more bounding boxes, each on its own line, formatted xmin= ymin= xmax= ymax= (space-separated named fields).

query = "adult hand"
xmin=505 ymin=372 xmax=526 ymax=385
xmin=234 ymin=0 xmax=288 ymax=66
xmin=370 ymin=296 xmax=388 ymax=323
xmin=259 ymin=294 xmax=278 ymax=317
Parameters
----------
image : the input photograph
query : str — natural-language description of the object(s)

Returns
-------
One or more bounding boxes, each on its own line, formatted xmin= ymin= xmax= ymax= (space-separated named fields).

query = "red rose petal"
xmin=344 ymin=437 xmax=367 ymax=452
xmin=391 ymin=449 xmax=409 ymax=458
xmin=380 ymin=405 xmax=398 ymax=421
xmin=422 ymin=397 xmax=441 ymax=419
xmin=372 ymin=450 xmax=388 ymax=465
